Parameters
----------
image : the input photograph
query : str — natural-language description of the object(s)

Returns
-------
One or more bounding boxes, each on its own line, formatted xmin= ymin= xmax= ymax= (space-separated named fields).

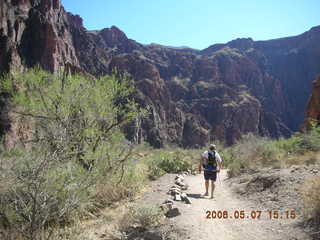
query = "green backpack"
xmin=207 ymin=151 xmax=217 ymax=168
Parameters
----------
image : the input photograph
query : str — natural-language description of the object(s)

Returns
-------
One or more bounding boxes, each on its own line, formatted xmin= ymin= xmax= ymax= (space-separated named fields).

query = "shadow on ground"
xmin=186 ymin=193 xmax=202 ymax=199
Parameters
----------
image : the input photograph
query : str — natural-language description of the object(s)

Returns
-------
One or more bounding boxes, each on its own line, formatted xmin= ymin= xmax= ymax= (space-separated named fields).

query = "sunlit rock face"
xmin=301 ymin=76 xmax=320 ymax=130
xmin=1 ymin=0 xmax=320 ymax=147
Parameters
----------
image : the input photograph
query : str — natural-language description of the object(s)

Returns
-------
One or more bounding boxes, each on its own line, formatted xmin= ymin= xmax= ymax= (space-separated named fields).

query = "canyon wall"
xmin=1 ymin=0 xmax=320 ymax=147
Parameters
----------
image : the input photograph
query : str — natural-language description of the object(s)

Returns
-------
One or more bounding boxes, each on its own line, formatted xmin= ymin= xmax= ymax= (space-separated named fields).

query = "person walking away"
xmin=199 ymin=144 xmax=223 ymax=198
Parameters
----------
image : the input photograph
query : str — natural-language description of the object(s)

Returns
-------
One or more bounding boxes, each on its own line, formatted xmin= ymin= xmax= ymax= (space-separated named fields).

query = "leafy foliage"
xmin=150 ymin=150 xmax=193 ymax=174
xmin=0 ymin=68 xmax=145 ymax=239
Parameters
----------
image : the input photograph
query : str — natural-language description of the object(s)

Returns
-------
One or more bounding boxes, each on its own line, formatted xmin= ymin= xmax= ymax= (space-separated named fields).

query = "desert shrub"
xmin=299 ymin=126 xmax=320 ymax=152
xmin=226 ymin=133 xmax=282 ymax=177
xmin=276 ymin=126 xmax=320 ymax=155
xmin=0 ymin=150 xmax=94 ymax=239
xmin=125 ymin=205 xmax=163 ymax=229
xmin=141 ymin=148 xmax=196 ymax=180
xmin=93 ymin=162 xmax=148 ymax=209
xmin=0 ymin=69 xmax=144 ymax=239
xmin=147 ymin=163 xmax=166 ymax=180
xmin=225 ymin=126 xmax=320 ymax=177
xmin=301 ymin=177 xmax=320 ymax=227
xmin=276 ymin=135 xmax=303 ymax=154
xmin=154 ymin=150 xmax=193 ymax=174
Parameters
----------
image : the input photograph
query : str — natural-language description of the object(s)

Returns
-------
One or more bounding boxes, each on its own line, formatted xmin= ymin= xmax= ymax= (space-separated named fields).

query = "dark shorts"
xmin=204 ymin=170 xmax=217 ymax=181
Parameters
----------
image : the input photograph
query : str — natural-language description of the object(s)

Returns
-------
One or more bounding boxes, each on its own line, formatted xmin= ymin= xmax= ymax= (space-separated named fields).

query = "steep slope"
xmin=0 ymin=0 xmax=319 ymax=147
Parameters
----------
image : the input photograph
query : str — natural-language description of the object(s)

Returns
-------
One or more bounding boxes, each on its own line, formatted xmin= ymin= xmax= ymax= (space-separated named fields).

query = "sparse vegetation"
xmin=145 ymin=149 xmax=197 ymax=180
xmin=126 ymin=205 xmax=163 ymax=229
xmin=301 ymin=176 xmax=320 ymax=228
xmin=223 ymin=126 xmax=320 ymax=177
xmin=213 ymin=46 xmax=244 ymax=59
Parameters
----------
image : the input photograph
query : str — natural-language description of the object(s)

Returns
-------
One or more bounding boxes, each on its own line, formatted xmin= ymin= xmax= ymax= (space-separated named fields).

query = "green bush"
xmin=0 ymin=68 xmax=144 ymax=239
xmin=156 ymin=150 xmax=192 ymax=174
xmin=276 ymin=126 xmax=320 ymax=154
xmin=147 ymin=163 xmax=166 ymax=180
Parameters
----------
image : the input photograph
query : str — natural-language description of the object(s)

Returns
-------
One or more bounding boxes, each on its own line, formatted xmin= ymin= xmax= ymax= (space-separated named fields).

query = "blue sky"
xmin=61 ymin=0 xmax=319 ymax=50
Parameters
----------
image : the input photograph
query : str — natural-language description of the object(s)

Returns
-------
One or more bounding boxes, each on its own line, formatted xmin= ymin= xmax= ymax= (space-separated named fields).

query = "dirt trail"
xmin=168 ymin=169 xmax=310 ymax=240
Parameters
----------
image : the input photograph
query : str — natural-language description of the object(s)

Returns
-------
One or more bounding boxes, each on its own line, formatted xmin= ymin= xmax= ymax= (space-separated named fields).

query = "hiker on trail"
xmin=199 ymin=144 xmax=223 ymax=198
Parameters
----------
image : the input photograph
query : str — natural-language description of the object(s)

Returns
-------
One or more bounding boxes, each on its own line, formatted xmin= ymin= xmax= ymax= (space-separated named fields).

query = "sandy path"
xmin=169 ymin=169 xmax=310 ymax=240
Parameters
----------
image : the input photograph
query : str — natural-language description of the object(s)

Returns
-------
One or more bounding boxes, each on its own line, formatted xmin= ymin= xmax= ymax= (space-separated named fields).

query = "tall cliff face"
xmin=0 ymin=0 xmax=319 ymax=147
xmin=302 ymin=76 xmax=320 ymax=130
xmin=202 ymin=27 xmax=320 ymax=130
xmin=0 ymin=0 xmax=80 ymax=73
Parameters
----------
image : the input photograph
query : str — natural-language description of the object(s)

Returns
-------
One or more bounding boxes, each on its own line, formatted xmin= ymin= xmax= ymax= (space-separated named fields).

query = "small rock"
xmin=175 ymin=175 xmax=184 ymax=181
xmin=168 ymin=188 xmax=181 ymax=196
xmin=175 ymin=193 xmax=182 ymax=201
xmin=184 ymin=196 xmax=192 ymax=204
xmin=175 ymin=180 xmax=186 ymax=187
xmin=181 ymin=184 xmax=189 ymax=190
xmin=235 ymin=184 xmax=246 ymax=195
xmin=170 ymin=185 xmax=181 ymax=190
xmin=163 ymin=199 xmax=174 ymax=204
xmin=161 ymin=203 xmax=173 ymax=212
xmin=180 ymin=193 xmax=192 ymax=204
xmin=165 ymin=208 xmax=181 ymax=218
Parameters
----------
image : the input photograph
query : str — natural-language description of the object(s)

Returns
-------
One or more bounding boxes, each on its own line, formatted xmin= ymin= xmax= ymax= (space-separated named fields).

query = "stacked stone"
xmin=161 ymin=172 xmax=192 ymax=218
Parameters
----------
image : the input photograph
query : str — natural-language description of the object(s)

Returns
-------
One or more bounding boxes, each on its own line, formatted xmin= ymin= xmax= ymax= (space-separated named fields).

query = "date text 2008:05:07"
xmin=206 ymin=210 xmax=297 ymax=220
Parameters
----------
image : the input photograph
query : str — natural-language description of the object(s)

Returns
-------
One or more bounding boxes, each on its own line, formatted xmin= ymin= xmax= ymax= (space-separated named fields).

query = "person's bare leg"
xmin=204 ymin=180 xmax=209 ymax=196
xmin=210 ymin=180 xmax=215 ymax=198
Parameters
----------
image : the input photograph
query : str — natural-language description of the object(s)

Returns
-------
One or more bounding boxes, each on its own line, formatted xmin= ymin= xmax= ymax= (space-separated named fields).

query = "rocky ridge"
xmin=1 ymin=0 xmax=320 ymax=147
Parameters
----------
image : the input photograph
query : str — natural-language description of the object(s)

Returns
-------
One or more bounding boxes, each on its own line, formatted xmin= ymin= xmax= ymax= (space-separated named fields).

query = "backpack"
xmin=207 ymin=151 xmax=217 ymax=168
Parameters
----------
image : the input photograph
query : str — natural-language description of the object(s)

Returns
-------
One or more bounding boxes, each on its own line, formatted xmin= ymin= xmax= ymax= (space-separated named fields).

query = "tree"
xmin=0 ymin=68 xmax=144 ymax=239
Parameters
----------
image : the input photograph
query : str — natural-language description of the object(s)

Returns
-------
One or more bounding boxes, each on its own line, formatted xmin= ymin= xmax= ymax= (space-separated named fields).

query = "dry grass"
xmin=118 ymin=205 xmax=164 ymax=231
xmin=224 ymin=128 xmax=320 ymax=177
xmin=282 ymin=151 xmax=320 ymax=167
xmin=301 ymin=176 xmax=320 ymax=226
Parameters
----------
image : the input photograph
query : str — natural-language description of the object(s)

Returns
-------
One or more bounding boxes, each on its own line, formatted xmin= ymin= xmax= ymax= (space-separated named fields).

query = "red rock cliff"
xmin=1 ymin=0 xmax=320 ymax=147
xmin=0 ymin=0 xmax=80 ymax=73
xmin=302 ymin=76 xmax=320 ymax=130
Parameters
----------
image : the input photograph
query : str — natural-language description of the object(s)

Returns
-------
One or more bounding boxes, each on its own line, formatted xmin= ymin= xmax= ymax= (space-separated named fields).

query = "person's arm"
xmin=216 ymin=152 xmax=223 ymax=171
xmin=199 ymin=155 xmax=204 ymax=173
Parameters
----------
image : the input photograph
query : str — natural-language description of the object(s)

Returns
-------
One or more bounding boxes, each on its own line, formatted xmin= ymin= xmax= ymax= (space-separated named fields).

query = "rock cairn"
xmin=161 ymin=172 xmax=193 ymax=218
